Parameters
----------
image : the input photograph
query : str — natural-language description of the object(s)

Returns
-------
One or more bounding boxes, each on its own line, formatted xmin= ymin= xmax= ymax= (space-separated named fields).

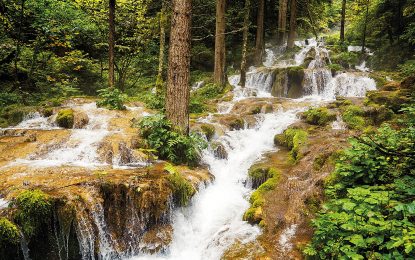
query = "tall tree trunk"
xmin=156 ymin=0 xmax=167 ymax=91
xmin=254 ymin=0 xmax=265 ymax=65
xmin=287 ymin=0 xmax=297 ymax=48
xmin=14 ymin=0 xmax=25 ymax=86
xmin=361 ymin=0 xmax=369 ymax=54
xmin=108 ymin=0 xmax=116 ymax=89
xmin=214 ymin=0 xmax=226 ymax=88
xmin=277 ymin=0 xmax=288 ymax=45
xmin=340 ymin=0 xmax=346 ymax=44
xmin=166 ymin=0 xmax=192 ymax=134
xmin=240 ymin=0 xmax=251 ymax=87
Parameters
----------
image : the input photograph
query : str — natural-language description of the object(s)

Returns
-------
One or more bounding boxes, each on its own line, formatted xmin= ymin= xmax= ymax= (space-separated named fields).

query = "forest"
xmin=0 ymin=0 xmax=414 ymax=259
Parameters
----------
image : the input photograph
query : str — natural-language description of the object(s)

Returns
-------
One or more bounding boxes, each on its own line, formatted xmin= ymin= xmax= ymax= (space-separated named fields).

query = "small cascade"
xmin=0 ymin=198 xmax=9 ymax=209
xmin=11 ymin=112 xmax=58 ymax=130
xmin=278 ymin=224 xmax=298 ymax=253
xmin=323 ymin=72 xmax=377 ymax=99
xmin=331 ymin=115 xmax=347 ymax=130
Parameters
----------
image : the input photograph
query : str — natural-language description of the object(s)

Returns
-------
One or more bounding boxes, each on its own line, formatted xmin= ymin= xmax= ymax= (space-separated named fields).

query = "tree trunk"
xmin=108 ymin=0 xmax=116 ymax=89
xmin=277 ymin=0 xmax=288 ymax=45
xmin=240 ymin=0 xmax=251 ymax=87
xmin=254 ymin=0 xmax=265 ymax=65
xmin=156 ymin=0 xmax=167 ymax=91
xmin=166 ymin=0 xmax=192 ymax=134
xmin=14 ymin=0 xmax=25 ymax=85
xmin=362 ymin=0 xmax=369 ymax=54
xmin=214 ymin=0 xmax=226 ymax=88
xmin=287 ymin=0 xmax=297 ymax=48
xmin=340 ymin=0 xmax=346 ymax=44
xmin=306 ymin=0 xmax=318 ymax=39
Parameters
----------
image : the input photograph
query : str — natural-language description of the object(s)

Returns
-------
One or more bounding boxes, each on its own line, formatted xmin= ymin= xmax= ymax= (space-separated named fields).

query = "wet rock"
xmin=73 ymin=110 xmax=89 ymax=129
xmin=262 ymin=104 xmax=273 ymax=113
xmin=24 ymin=133 xmax=37 ymax=142
xmin=271 ymin=67 xmax=304 ymax=98
xmin=200 ymin=123 xmax=215 ymax=141
xmin=229 ymin=118 xmax=244 ymax=130
xmin=213 ymin=142 xmax=228 ymax=160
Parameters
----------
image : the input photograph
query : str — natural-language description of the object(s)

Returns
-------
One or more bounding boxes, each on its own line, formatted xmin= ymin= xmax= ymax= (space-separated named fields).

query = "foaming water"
xmin=8 ymin=112 xmax=58 ymax=130
xmin=0 ymin=198 xmax=9 ymax=209
xmin=131 ymin=110 xmax=300 ymax=260
xmin=15 ymin=103 xmax=112 ymax=168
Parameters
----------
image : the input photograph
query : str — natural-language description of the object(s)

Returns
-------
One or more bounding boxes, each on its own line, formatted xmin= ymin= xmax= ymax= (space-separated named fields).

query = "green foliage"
xmin=138 ymin=114 xmax=207 ymax=165
xmin=165 ymin=163 xmax=196 ymax=207
xmin=398 ymin=60 xmax=415 ymax=78
xmin=56 ymin=109 xmax=74 ymax=128
xmin=0 ymin=218 xmax=20 ymax=246
xmin=0 ymin=93 xmax=22 ymax=107
xmin=302 ymin=107 xmax=337 ymax=126
xmin=305 ymin=105 xmax=415 ymax=259
xmin=275 ymin=128 xmax=308 ymax=162
xmin=97 ymin=88 xmax=127 ymax=110
xmin=13 ymin=190 xmax=52 ymax=237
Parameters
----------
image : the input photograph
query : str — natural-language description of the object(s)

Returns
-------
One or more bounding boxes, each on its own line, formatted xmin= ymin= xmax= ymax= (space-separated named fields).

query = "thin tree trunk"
xmin=240 ymin=0 xmax=251 ymax=87
xmin=287 ymin=0 xmax=297 ymax=48
xmin=214 ymin=0 xmax=226 ymax=88
xmin=306 ymin=1 xmax=318 ymax=40
xmin=14 ymin=0 xmax=25 ymax=85
xmin=340 ymin=0 xmax=346 ymax=44
xmin=277 ymin=0 xmax=288 ymax=45
xmin=166 ymin=0 xmax=192 ymax=134
xmin=108 ymin=0 xmax=116 ymax=89
xmin=362 ymin=0 xmax=369 ymax=54
xmin=254 ymin=0 xmax=265 ymax=65
xmin=156 ymin=0 xmax=167 ymax=91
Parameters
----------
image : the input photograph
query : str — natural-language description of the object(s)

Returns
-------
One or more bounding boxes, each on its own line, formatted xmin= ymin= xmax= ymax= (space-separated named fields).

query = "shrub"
xmin=0 ymin=92 xmax=22 ymax=107
xmin=56 ymin=109 xmax=74 ymax=128
xmin=305 ymin=106 xmax=415 ymax=259
xmin=138 ymin=114 xmax=207 ymax=165
xmin=302 ymin=107 xmax=336 ymax=126
xmin=97 ymin=88 xmax=127 ymax=110
xmin=398 ymin=60 xmax=415 ymax=78
xmin=13 ymin=190 xmax=52 ymax=237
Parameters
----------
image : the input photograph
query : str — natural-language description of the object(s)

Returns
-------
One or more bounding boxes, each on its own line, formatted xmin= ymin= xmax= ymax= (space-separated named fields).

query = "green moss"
xmin=200 ymin=124 xmax=215 ymax=141
xmin=244 ymin=170 xmax=280 ymax=224
xmin=13 ymin=189 xmax=52 ymax=237
xmin=366 ymin=90 xmax=410 ymax=113
xmin=313 ymin=153 xmax=331 ymax=171
xmin=56 ymin=109 xmax=74 ymax=128
xmin=250 ymin=106 xmax=261 ymax=115
xmin=364 ymin=104 xmax=394 ymax=125
xmin=302 ymin=107 xmax=336 ymax=126
xmin=248 ymin=167 xmax=279 ymax=189
xmin=0 ymin=218 xmax=20 ymax=246
xmin=341 ymin=105 xmax=366 ymax=130
xmin=275 ymin=128 xmax=308 ymax=162
xmin=229 ymin=118 xmax=244 ymax=130
xmin=167 ymin=172 xmax=196 ymax=207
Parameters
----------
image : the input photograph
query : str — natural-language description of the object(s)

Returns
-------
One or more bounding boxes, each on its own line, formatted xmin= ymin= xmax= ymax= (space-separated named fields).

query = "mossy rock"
xmin=0 ymin=218 xmax=20 ymax=246
xmin=301 ymin=107 xmax=336 ymax=126
xmin=229 ymin=118 xmax=244 ymax=130
xmin=0 ymin=105 xmax=37 ymax=126
xmin=262 ymin=104 xmax=273 ymax=113
xmin=166 ymin=172 xmax=195 ymax=207
xmin=274 ymin=128 xmax=308 ymax=162
xmin=248 ymin=167 xmax=279 ymax=189
xmin=250 ymin=106 xmax=261 ymax=115
xmin=366 ymin=90 xmax=410 ymax=113
xmin=200 ymin=124 xmax=215 ymax=141
xmin=212 ymin=142 xmax=228 ymax=159
xmin=340 ymin=105 xmax=366 ymax=130
xmin=56 ymin=109 xmax=74 ymax=128
xmin=13 ymin=189 xmax=52 ymax=237
xmin=363 ymin=104 xmax=394 ymax=125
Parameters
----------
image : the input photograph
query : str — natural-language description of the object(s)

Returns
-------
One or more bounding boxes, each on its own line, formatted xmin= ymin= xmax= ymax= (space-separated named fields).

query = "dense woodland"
xmin=0 ymin=0 xmax=415 ymax=259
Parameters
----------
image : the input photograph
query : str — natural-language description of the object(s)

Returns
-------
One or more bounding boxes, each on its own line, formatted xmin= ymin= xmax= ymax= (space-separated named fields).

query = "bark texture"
xmin=214 ymin=0 xmax=226 ymax=88
xmin=240 ymin=0 xmax=251 ymax=87
xmin=287 ymin=0 xmax=297 ymax=48
xmin=277 ymin=0 xmax=288 ymax=45
xmin=254 ymin=0 xmax=265 ymax=65
xmin=108 ymin=0 xmax=116 ymax=88
xmin=166 ymin=0 xmax=192 ymax=134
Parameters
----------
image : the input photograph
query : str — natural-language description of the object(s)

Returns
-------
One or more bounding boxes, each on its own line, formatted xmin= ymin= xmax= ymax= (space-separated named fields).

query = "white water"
xmin=14 ymin=103 xmax=112 ymax=168
xmin=7 ymin=112 xmax=58 ymax=130
xmin=0 ymin=198 xmax=9 ymax=209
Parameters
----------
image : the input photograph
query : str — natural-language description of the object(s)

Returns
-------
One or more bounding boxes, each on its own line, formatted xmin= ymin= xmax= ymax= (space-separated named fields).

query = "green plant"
xmin=97 ymin=88 xmax=127 ymax=110
xmin=341 ymin=105 xmax=365 ymax=130
xmin=165 ymin=163 xmax=195 ymax=206
xmin=398 ymin=60 xmax=415 ymax=78
xmin=274 ymin=128 xmax=308 ymax=162
xmin=302 ymin=107 xmax=337 ymax=126
xmin=13 ymin=190 xmax=52 ymax=237
xmin=138 ymin=114 xmax=207 ymax=165
xmin=305 ymin=105 xmax=415 ymax=259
